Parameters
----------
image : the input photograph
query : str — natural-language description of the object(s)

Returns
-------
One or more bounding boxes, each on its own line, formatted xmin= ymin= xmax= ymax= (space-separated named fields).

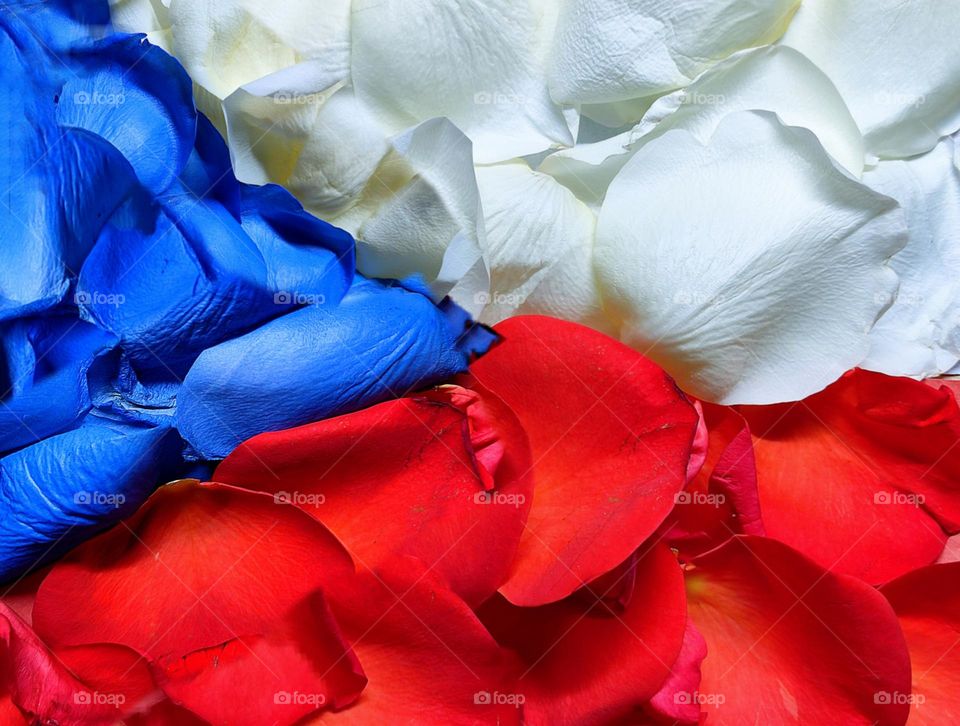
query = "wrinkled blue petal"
xmin=0 ymin=418 xmax=182 ymax=580
xmin=176 ymin=277 xmax=494 ymax=459
xmin=57 ymin=33 xmax=196 ymax=195
xmin=180 ymin=114 xmax=242 ymax=215
xmin=0 ymin=314 xmax=116 ymax=455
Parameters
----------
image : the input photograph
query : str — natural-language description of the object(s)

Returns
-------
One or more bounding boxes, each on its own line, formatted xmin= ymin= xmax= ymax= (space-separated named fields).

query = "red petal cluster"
xmin=1 ymin=316 xmax=957 ymax=724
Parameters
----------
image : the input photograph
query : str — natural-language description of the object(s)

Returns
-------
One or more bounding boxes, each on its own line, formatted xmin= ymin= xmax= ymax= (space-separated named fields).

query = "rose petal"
xmin=154 ymin=592 xmax=365 ymax=725
xmin=640 ymin=617 xmax=707 ymax=725
xmin=863 ymin=134 xmax=960 ymax=376
xmin=474 ymin=161 xmax=610 ymax=331
xmin=478 ymin=544 xmax=687 ymax=725
xmin=32 ymin=480 xmax=356 ymax=660
xmin=738 ymin=370 xmax=960 ymax=583
xmin=594 ymin=110 xmax=905 ymax=404
xmin=547 ymin=0 xmax=799 ymax=106
xmin=467 ymin=316 xmax=698 ymax=605
xmin=351 ymin=0 xmax=573 ymax=163
xmin=881 ymin=562 xmax=960 ymax=723
xmin=686 ymin=536 xmax=911 ymax=724
xmin=783 ymin=0 xmax=960 ymax=158
xmin=216 ymin=383 xmax=534 ymax=606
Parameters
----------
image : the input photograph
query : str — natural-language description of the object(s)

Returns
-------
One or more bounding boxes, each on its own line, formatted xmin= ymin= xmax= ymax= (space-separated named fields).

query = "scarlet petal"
xmin=32 ymin=480 xmax=355 ymax=660
xmin=477 ymin=544 xmax=687 ymax=726
xmin=0 ymin=603 xmax=156 ymax=725
xmin=881 ymin=562 xmax=960 ymax=723
xmin=467 ymin=316 xmax=699 ymax=605
xmin=686 ymin=536 xmax=911 ymax=725
xmin=641 ymin=618 xmax=707 ymax=725
xmin=738 ymin=370 xmax=959 ymax=583
xmin=323 ymin=558 xmax=521 ymax=725
xmin=155 ymin=592 xmax=365 ymax=725
xmin=216 ymin=384 xmax=534 ymax=606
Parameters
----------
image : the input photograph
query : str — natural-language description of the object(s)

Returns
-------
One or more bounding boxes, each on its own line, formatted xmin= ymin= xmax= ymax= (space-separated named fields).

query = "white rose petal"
xmin=475 ymin=161 xmax=610 ymax=331
xmin=863 ymin=135 xmax=960 ymax=376
xmin=351 ymin=0 xmax=573 ymax=163
xmin=547 ymin=0 xmax=799 ymax=106
xmin=782 ymin=0 xmax=960 ymax=159
xmin=594 ymin=111 xmax=906 ymax=405
xmin=335 ymin=118 xmax=489 ymax=314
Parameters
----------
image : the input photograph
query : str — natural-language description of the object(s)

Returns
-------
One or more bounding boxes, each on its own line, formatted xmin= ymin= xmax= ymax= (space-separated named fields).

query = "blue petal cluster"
xmin=0 ymin=1 xmax=495 ymax=580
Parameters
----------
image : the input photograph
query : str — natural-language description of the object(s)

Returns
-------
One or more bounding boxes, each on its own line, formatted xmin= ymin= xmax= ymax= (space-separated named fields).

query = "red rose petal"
xmin=323 ymin=557 xmax=522 ymax=725
xmin=881 ymin=562 xmax=960 ymax=723
xmin=466 ymin=316 xmax=699 ymax=606
xmin=216 ymin=384 xmax=534 ymax=606
xmin=685 ymin=536 xmax=911 ymax=725
xmin=154 ymin=592 xmax=365 ymax=725
xmin=738 ymin=370 xmax=958 ymax=583
xmin=32 ymin=480 xmax=355 ymax=661
xmin=477 ymin=544 xmax=687 ymax=725
xmin=666 ymin=403 xmax=763 ymax=558
xmin=0 ymin=603 xmax=157 ymax=725
xmin=641 ymin=618 xmax=707 ymax=725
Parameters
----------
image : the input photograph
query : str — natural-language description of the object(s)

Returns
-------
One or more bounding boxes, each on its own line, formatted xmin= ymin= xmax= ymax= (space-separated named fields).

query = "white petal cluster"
xmin=112 ymin=0 xmax=960 ymax=403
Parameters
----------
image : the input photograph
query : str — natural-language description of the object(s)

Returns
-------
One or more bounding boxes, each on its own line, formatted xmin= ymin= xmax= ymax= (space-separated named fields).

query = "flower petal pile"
xmin=114 ymin=0 xmax=960 ymax=403
xmin=3 ymin=316 xmax=957 ymax=724
xmin=0 ymin=2 xmax=494 ymax=581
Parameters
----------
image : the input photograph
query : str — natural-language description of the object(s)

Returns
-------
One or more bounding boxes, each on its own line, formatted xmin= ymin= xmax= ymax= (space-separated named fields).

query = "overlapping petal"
xmin=468 ymin=316 xmax=698 ymax=605
xmin=594 ymin=111 xmax=905 ymax=404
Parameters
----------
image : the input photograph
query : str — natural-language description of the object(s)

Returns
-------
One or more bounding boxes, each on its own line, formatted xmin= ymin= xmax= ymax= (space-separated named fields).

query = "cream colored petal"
xmin=783 ymin=0 xmax=960 ymax=158
xmin=594 ymin=111 xmax=906 ymax=405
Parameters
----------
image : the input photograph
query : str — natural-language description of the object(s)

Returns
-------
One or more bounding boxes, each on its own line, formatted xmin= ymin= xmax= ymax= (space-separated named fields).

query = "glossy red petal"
xmin=154 ymin=592 xmax=365 ymax=725
xmin=32 ymin=480 xmax=355 ymax=661
xmin=466 ymin=316 xmax=698 ymax=606
xmin=686 ymin=536 xmax=911 ymax=725
xmin=0 ymin=603 xmax=157 ymax=725
xmin=738 ymin=370 xmax=959 ymax=583
xmin=322 ymin=558 xmax=521 ymax=725
xmin=477 ymin=544 xmax=687 ymax=726
xmin=216 ymin=384 xmax=534 ymax=606
xmin=881 ymin=562 xmax=960 ymax=724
